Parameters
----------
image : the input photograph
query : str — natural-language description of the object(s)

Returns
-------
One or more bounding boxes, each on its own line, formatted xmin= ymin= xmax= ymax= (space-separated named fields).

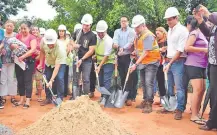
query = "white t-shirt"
xmin=167 ymin=22 xmax=189 ymax=58
xmin=97 ymin=34 xmax=113 ymax=56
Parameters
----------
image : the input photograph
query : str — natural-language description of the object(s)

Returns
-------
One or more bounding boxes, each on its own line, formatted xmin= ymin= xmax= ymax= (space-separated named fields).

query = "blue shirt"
xmin=0 ymin=28 xmax=4 ymax=41
xmin=113 ymin=26 xmax=135 ymax=55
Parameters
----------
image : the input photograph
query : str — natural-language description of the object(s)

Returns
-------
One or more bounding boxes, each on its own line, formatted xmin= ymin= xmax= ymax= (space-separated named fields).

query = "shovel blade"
xmin=167 ymin=96 xmax=177 ymax=111
xmin=104 ymin=89 xmax=119 ymax=108
xmin=72 ymin=86 xmax=80 ymax=100
xmin=96 ymin=86 xmax=111 ymax=95
xmin=52 ymin=97 xmax=62 ymax=107
xmin=114 ymin=90 xmax=129 ymax=108
xmin=161 ymin=96 xmax=171 ymax=111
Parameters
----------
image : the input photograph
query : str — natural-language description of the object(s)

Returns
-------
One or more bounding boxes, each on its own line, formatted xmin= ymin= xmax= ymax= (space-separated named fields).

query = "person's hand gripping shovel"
xmin=113 ymin=59 xmax=133 ymax=108
xmin=36 ymin=69 xmax=62 ymax=107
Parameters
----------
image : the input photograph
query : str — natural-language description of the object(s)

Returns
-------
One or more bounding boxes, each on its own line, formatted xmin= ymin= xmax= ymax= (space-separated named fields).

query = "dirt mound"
xmin=18 ymin=96 xmax=133 ymax=135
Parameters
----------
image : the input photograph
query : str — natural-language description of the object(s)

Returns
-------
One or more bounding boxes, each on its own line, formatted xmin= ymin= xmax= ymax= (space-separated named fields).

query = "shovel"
xmin=94 ymin=63 xmax=111 ymax=95
xmin=113 ymin=59 xmax=133 ymax=108
xmin=41 ymin=73 xmax=62 ymax=107
xmin=104 ymin=55 xmax=121 ymax=108
xmin=72 ymin=56 xmax=80 ymax=99
xmin=161 ymin=70 xmax=177 ymax=111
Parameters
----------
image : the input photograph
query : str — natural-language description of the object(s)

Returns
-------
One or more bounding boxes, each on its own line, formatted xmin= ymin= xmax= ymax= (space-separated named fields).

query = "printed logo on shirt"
xmin=83 ymin=39 xmax=89 ymax=48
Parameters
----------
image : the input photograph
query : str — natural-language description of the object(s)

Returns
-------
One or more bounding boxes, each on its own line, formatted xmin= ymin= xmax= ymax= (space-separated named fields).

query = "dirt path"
xmin=0 ymin=90 xmax=216 ymax=135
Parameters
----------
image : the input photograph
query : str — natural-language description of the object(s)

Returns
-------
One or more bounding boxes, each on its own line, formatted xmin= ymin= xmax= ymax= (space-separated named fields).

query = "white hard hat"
xmin=96 ymin=20 xmax=108 ymax=32
xmin=44 ymin=29 xmax=58 ymax=45
xmin=131 ymin=15 xmax=145 ymax=28
xmin=81 ymin=14 xmax=93 ymax=25
xmin=39 ymin=28 xmax=46 ymax=35
xmin=58 ymin=24 xmax=67 ymax=30
xmin=164 ymin=7 xmax=180 ymax=19
xmin=66 ymin=30 xmax=70 ymax=35
xmin=74 ymin=23 xmax=82 ymax=32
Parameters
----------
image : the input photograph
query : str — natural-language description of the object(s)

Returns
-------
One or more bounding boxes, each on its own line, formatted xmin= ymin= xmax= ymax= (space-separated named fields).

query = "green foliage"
xmin=2 ymin=0 xmax=216 ymax=34
xmin=0 ymin=0 xmax=31 ymax=21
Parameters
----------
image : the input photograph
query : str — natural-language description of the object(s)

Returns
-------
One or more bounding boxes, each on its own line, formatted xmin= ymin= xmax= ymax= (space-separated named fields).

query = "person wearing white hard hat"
xmin=113 ymin=16 xmax=138 ymax=106
xmin=94 ymin=20 xmax=115 ymax=105
xmin=37 ymin=29 xmax=67 ymax=106
xmin=163 ymin=7 xmax=189 ymax=120
xmin=57 ymin=24 xmax=70 ymax=97
xmin=39 ymin=27 xmax=46 ymax=37
xmin=130 ymin=14 xmax=161 ymax=113
xmin=74 ymin=23 xmax=82 ymax=32
xmin=69 ymin=13 xmax=97 ymax=97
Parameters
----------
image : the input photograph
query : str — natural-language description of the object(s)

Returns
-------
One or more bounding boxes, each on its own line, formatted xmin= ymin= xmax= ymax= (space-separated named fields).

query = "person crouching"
xmin=37 ymin=29 xmax=67 ymax=106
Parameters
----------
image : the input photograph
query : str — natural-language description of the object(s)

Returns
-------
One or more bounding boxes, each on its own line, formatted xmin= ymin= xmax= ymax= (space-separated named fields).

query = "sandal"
xmin=11 ymin=98 xmax=18 ymax=106
xmin=23 ymin=104 xmax=30 ymax=109
xmin=37 ymin=98 xmax=43 ymax=102
xmin=191 ymin=119 xmax=206 ymax=125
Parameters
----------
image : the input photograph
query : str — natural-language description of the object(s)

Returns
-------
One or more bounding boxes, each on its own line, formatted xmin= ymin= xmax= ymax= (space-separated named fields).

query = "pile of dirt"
xmin=18 ymin=96 xmax=133 ymax=135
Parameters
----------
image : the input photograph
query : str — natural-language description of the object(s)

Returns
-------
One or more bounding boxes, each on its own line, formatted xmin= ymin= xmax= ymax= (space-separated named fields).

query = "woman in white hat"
xmin=57 ymin=24 xmax=70 ymax=97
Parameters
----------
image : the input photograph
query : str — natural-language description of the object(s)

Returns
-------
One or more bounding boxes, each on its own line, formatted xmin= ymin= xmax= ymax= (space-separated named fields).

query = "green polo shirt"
xmin=41 ymin=40 xmax=67 ymax=68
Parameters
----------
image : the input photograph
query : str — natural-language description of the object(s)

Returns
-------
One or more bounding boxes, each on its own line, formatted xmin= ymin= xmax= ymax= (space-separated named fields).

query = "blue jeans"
xmin=73 ymin=60 xmax=92 ymax=95
xmin=45 ymin=64 xmax=66 ymax=100
xmin=165 ymin=59 xmax=185 ymax=112
xmin=140 ymin=64 xmax=158 ymax=103
xmin=99 ymin=63 xmax=114 ymax=90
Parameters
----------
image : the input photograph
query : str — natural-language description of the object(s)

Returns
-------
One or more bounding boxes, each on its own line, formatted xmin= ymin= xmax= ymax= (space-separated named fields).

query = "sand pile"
xmin=18 ymin=96 xmax=133 ymax=135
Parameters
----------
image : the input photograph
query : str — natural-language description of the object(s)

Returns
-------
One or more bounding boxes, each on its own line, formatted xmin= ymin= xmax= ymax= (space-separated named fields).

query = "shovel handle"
xmin=42 ymin=75 xmax=55 ymax=96
xmin=76 ymin=56 xmax=79 ymax=72
xmin=164 ymin=71 xmax=168 ymax=81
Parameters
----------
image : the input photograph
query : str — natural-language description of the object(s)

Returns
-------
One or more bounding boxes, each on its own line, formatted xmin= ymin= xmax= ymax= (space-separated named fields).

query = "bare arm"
xmin=81 ymin=46 xmax=95 ymax=60
xmin=50 ymin=64 xmax=61 ymax=82
xmin=135 ymin=51 xmax=149 ymax=65
xmin=168 ymin=51 xmax=182 ymax=65
xmin=185 ymin=35 xmax=207 ymax=53
xmin=99 ymin=56 xmax=109 ymax=68
xmin=20 ymin=39 xmax=37 ymax=59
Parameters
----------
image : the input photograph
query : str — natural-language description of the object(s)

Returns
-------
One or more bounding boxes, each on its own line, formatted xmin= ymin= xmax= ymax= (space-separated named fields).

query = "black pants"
xmin=90 ymin=61 xmax=96 ymax=93
xmin=156 ymin=65 xmax=166 ymax=97
xmin=15 ymin=58 xmax=35 ymax=98
xmin=118 ymin=54 xmax=138 ymax=100
xmin=206 ymin=64 xmax=217 ymax=128
xmin=64 ymin=66 xmax=69 ymax=97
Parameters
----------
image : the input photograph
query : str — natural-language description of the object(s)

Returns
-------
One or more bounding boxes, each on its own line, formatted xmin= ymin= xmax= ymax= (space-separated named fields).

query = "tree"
xmin=0 ymin=0 xmax=31 ymax=21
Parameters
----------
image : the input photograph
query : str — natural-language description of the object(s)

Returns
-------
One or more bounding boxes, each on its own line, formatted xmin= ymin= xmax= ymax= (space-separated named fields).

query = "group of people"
xmin=0 ymin=4 xmax=216 ymax=131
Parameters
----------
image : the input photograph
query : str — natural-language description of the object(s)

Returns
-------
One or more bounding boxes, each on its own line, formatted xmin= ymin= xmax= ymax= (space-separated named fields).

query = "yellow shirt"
xmin=41 ymin=40 xmax=67 ymax=68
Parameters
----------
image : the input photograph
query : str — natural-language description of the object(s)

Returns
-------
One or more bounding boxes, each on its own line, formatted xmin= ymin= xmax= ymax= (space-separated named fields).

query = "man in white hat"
xmin=37 ymin=29 xmax=67 ymax=106
xmin=163 ymin=7 xmax=189 ymax=120
xmin=69 ymin=14 xmax=97 ymax=97
xmin=130 ymin=15 xmax=161 ymax=113
xmin=95 ymin=20 xmax=115 ymax=105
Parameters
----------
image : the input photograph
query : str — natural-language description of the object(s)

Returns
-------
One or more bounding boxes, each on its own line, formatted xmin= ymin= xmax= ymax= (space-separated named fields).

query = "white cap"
xmin=96 ymin=20 xmax=108 ymax=32
xmin=81 ymin=14 xmax=93 ymax=25
xmin=164 ymin=7 xmax=180 ymax=19
xmin=131 ymin=15 xmax=145 ymax=28
xmin=39 ymin=28 xmax=46 ymax=35
xmin=58 ymin=24 xmax=67 ymax=30
xmin=66 ymin=30 xmax=70 ymax=35
xmin=74 ymin=23 xmax=82 ymax=32
xmin=44 ymin=29 xmax=58 ymax=45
